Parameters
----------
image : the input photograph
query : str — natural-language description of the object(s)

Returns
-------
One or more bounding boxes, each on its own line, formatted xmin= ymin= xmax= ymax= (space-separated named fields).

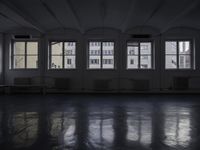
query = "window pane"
xmin=127 ymin=56 xmax=138 ymax=69
xmin=127 ymin=42 xmax=139 ymax=69
xmin=27 ymin=56 xmax=38 ymax=68
xmin=51 ymin=56 xmax=63 ymax=69
xmin=127 ymin=46 xmax=138 ymax=55
xmin=64 ymin=56 xmax=76 ymax=69
xmin=102 ymin=42 xmax=114 ymax=69
xmin=140 ymin=55 xmax=151 ymax=69
xmin=27 ymin=42 xmax=38 ymax=55
xmin=179 ymin=55 xmax=191 ymax=69
xmin=89 ymin=42 xmax=101 ymax=69
xmin=140 ymin=42 xmax=151 ymax=55
xmin=179 ymin=41 xmax=190 ymax=54
xmin=14 ymin=56 xmax=25 ymax=69
xmin=165 ymin=42 xmax=177 ymax=54
xmin=64 ymin=42 xmax=76 ymax=55
xmin=51 ymin=42 xmax=63 ymax=55
xmin=165 ymin=55 xmax=177 ymax=69
xmin=64 ymin=42 xmax=76 ymax=69
xmin=14 ymin=42 xmax=25 ymax=55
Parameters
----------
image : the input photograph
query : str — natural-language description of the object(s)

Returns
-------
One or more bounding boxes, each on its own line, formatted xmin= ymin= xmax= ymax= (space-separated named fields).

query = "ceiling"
xmin=0 ymin=0 xmax=200 ymax=33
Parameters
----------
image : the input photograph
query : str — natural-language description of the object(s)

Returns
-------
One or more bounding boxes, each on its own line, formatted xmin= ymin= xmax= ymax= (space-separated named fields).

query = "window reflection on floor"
xmin=88 ymin=108 xmax=114 ymax=149
xmin=50 ymin=110 xmax=76 ymax=149
xmin=164 ymin=105 xmax=191 ymax=147
xmin=12 ymin=112 xmax=38 ymax=148
xmin=127 ymin=107 xmax=152 ymax=147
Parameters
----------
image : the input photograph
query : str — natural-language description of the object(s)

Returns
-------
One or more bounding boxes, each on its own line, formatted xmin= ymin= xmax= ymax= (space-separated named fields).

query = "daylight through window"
xmin=49 ymin=42 xmax=76 ymax=69
xmin=11 ymin=41 xmax=38 ymax=69
xmin=165 ymin=41 xmax=192 ymax=69
xmin=88 ymin=42 xmax=114 ymax=69
xmin=127 ymin=42 xmax=152 ymax=69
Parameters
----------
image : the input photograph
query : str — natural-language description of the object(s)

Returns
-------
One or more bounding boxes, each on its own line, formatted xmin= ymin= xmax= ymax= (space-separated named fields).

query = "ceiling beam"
xmin=0 ymin=0 xmax=45 ymax=33
xmin=161 ymin=0 xmax=200 ymax=33
xmin=64 ymin=0 xmax=84 ymax=33
xmin=142 ymin=0 xmax=164 ymax=26
xmin=39 ymin=0 xmax=65 ymax=29
xmin=121 ymin=0 xmax=137 ymax=32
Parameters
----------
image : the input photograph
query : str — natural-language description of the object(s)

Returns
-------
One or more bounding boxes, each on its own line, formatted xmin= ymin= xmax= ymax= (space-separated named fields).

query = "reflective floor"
xmin=0 ymin=94 xmax=200 ymax=150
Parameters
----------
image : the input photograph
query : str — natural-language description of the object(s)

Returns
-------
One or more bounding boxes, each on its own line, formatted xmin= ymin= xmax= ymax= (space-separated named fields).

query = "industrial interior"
xmin=0 ymin=0 xmax=200 ymax=150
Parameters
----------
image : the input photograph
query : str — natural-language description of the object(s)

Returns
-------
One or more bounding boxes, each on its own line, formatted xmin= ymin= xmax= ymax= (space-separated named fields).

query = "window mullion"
xmin=177 ymin=41 xmax=179 ymax=69
xmin=101 ymin=42 xmax=103 ymax=69
xmin=25 ymin=42 xmax=27 ymax=69
xmin=151 ymin=42 xmax=153 ymax=69
xmin=11 ymin=41 xmax=14 ymax=69
xmin=63 ymin=42 xmax=65 ymax=69
xmin=138 ymin=42 xmax=141 ymax=69
xmin=49 ymin=43 xmax=52 ymax=69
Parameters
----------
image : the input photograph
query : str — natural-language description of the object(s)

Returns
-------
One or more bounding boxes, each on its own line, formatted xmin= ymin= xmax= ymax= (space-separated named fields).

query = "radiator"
xmin=173 ymin=77 xmax=189 ymax=90
xmin=54 ymin=78 xmax=70 ymax=89
xmin=14 ymin=77 xmax=31 ymax=85
xmin=94 ymin=79 xmax=110 ymax=91
xmin=132 ymin=79 xmax=149 ymax=91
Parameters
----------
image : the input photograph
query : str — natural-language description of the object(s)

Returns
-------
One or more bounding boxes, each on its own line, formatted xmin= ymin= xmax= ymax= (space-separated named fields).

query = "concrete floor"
xmin=0 ymin=94 xmax=200 ymax=150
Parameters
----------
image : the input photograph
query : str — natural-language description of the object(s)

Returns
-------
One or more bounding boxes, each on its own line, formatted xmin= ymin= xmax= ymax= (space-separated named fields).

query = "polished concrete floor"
xmin=0 ymin=94 xmax=200 ymax=150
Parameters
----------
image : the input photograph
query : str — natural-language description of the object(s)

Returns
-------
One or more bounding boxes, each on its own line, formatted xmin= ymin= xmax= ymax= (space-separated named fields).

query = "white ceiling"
xmin=0 ymin=0 xmax=200 ymax=33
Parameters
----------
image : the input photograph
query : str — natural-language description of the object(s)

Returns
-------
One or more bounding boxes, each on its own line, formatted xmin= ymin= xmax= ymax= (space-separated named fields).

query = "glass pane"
xmin=27 ymin=56 xmax=38 ymax=68
xmin=51 ymin=56 xmax=63 ymax=69
xmin=64 ymin=56 xmax=76 ymax=69
xmin=89 ymin=42 xmax=101 ymax=69
xmin=179 ymin=41 xmax=190 ymax=54
xmin=64 ymin=42 xmax=76 ymax=55
xmin=127 ymin=43 xmax=139 ymax=55
xmin=51 ymin=42 xmax=63 ymax=55
xmin=14 ymin=56 xmax=25 ymax=69
xmin=140 ymin=55 xmax=151 ymax=69
xmin=27 ymin=42 xmax=38 ymax=55
xmin=165 ymin=55 xmax=177 ymax=69
xmin=127 ymin=56 xmax=138 ymax=69
xmin=14 ymin=42 xmax=25 ymax=55
xmin=140 ymin=42 xmax=151 ymax=55
xmin=179 ymin=55 xmax=191 ymax=69
xmin=165 ymin=41 xmax=177 ymax=54
xmin=102 ymin=42 xmax=114 ymax=69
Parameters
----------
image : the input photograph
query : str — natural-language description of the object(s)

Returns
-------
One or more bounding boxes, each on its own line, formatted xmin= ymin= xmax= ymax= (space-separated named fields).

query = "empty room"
xmin=0 ymin=0 xmax=200 ymax=150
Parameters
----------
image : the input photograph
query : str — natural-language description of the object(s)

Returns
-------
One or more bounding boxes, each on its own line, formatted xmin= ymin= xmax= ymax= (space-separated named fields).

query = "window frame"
xmin=126 ymin=40 xmax=154 ymax=70
xmin=87 ymin=40 xmax=115 ymax=70
xmin=48 ymin=40 xmax=77 ymax=70
xmin=10 ymin=39 xmax=39 ymax=70
xmin=165 ymin=39 xmax=194 ymax=70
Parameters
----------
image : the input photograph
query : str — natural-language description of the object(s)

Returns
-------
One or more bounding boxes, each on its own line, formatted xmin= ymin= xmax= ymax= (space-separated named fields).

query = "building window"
xmin=88 ymin=41 xmax=114 ymax=69
xmin=127 ymin=42 xmax=152 ymax=69
xmin=49 ymin=41 xmax=76 ymax=69
xmin=11 ymin=41 xmax=38 ymax=69
xmin=165 ymin=41 xmax=192 ymax=69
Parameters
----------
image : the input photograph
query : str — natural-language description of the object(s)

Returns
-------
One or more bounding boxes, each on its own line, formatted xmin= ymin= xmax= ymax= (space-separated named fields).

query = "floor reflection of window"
xmin=164 ymin=106 xmax=191 ymax=147
xmin=50 ymin=111 xmax=76 ymax=148
xmin=12 ymin=112 xmax=38 ymax=148
xmin=127 ymin=111 xmax=152 ymax=146
xmin=89 ymin=110 xmax=114 ymax=149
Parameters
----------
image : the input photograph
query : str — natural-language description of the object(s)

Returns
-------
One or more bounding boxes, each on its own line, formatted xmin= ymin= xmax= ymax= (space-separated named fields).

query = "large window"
xmin=11 ymin=41 xmax=38 ymax=69
xmin=127 ymin=42 xmax=152 ymax=69
xmin=49 ymin=41 xmax=76 ymax=69
xmin=88 ymin=41 xmax=114 ymax=69
xmin=165 ymin=40 xmax=192 ymax=69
